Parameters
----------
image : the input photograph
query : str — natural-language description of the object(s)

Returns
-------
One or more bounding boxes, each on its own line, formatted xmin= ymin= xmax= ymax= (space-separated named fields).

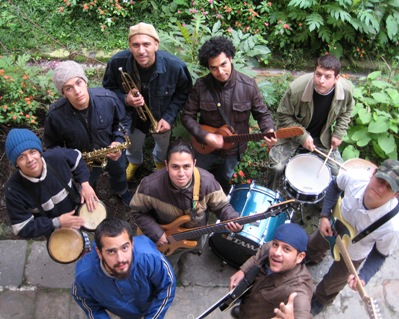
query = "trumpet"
xmin=82 ymin=125 xmax=131 ymax=170
xmin=118 ymin=67 xmax=159 ymax=133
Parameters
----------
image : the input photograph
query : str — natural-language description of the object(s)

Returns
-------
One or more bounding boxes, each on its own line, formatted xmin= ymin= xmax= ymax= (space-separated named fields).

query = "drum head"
xmin=79 ymin=201 xmax=107 ymax=231
xmin=285 ymin=154 xmax=331 ymax=194
xmin=47 ymin=228 xmax=84 ymax=264
xmin=340 ymin=158 xmax=377 ymax=178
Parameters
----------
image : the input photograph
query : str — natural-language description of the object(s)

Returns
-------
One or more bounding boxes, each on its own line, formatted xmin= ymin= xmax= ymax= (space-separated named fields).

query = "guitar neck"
xmin=223 ymin=132 xmax=272 ymax=144
xmin=169 ymin=200 xmax=294 ymax=243
xmin=336 ymin=236 xmax=367 ymax=298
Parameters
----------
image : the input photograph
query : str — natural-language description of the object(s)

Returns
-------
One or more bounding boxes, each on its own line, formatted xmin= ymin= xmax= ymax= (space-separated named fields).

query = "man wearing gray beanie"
xmin=5 ymin=128 xmax=98 ymax=239
xmin=228 ymin=223 xmax=313 ymax=319
xmin=44 ymin=60 xmax=133 ymax=206
xmin=102 ymin=22 xmax=192 ymax=182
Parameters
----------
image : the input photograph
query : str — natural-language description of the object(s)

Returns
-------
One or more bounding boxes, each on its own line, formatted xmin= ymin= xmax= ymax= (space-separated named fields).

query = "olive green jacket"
xmin=277 ymin=73 xmax=354 ymax=148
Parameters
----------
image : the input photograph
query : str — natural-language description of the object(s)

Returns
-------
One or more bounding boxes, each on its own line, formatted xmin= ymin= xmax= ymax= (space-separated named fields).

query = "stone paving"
xmin=1 ymin=229 xmax=398 ymax=319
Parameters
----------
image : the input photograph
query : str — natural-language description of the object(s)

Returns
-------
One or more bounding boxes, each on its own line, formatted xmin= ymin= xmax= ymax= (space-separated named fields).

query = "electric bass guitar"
xmin=137 ymin=199 xmax=295 ymax=256
xmin=191 ymin=125 xmax=305 ymax=154
xmin=324 ymin=199 xmax=382 ymax=319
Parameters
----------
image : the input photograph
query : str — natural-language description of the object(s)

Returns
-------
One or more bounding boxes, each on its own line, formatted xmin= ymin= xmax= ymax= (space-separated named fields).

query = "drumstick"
xmin=317 ymin=146 xmax=333 ymax=177
xmin=314 ymin=148 xmax=347 ymax=171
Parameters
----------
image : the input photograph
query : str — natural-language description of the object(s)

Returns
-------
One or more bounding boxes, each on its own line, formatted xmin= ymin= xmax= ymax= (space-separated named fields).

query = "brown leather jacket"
xmin=182 ymin=68 xmax=274 ymax=157
xmin=239 ymin=243 xmax=314 ymax=319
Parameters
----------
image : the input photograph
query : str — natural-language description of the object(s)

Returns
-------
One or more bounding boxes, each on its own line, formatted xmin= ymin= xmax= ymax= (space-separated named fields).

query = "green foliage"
xmin=0 ymin=55 xmax=56 ymax=128
xmin=342 ymin=70 xmax=399 ymax=163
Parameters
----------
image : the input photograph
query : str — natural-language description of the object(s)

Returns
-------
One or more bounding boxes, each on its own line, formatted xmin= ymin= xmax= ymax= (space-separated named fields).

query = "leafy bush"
xmin=0 ymin=55 xmax=56 ymax=128
xmin=342 ymin=69 xmax=399 ymax=163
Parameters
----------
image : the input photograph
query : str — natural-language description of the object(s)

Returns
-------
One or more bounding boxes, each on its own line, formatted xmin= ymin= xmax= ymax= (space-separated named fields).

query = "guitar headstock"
xmin=364 ymin=295 xmax=382 ymax=319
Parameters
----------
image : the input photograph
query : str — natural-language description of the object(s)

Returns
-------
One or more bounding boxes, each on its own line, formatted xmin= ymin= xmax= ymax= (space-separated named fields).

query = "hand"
xmin=156 ymin=119 xmax=172 ymax=133
xmin=271 ymin=292 xmax=297 ymax=319
xmin=225 ymin=221 xmax=243 ymax=233
xmin=107 ymin=141 xmax=122 ymax=161
xmin=155 ymin=233 xmax=169 ymax=247
xmin=204 ymin=133 xmax=224 ymax=149
xmin=330 ymin=136 xmax=342 ymax=150
xmin=347 ymin=274 xmax=365 ymax=291
xmin=319 ymin=217 xmax=333 ymax=237
xmin=263 ymin=129 xmax=277 ymax=148
xmin=302 ymin=136 xmax=315 ymax=152
xmin=80 ymin=181 xmax=98 ymax=212
xmin=125 ymin=89 xmax=144 ymax=108
xmin=59 ymin=211 xmax=85 ymax=229
xmin=229 ymin=270 xmax=245 ymax=290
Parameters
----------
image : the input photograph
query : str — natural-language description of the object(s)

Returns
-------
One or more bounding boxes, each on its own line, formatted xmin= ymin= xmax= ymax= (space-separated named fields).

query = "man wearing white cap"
xmin=103 ymin=22 xmax=192 ymax=182
xmin=44 ymin=60 xmax=132 ymax=206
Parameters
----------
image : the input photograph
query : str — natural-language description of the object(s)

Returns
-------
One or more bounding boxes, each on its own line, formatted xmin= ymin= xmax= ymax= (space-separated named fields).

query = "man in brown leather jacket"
xmin=182 ymin=36 xmax=276 ymax=193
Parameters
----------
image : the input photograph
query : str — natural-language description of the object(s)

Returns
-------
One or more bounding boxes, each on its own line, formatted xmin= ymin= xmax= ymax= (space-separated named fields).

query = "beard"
xmin=103 ymin=260 xmax=132 ymax=279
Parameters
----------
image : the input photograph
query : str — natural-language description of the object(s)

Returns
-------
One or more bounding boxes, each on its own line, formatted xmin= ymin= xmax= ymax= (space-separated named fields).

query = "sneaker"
xmin=119 ymin=190 xmax=133 ymax=207
xmin=311 ymin=297 xmax=325 ymax=316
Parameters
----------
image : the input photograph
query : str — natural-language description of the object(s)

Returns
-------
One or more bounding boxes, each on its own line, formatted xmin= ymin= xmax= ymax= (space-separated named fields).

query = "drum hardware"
xmin=314 ymin=147 xmax=347 ymax=171
xmin=118 ymin=67 xmax=159 ymax=133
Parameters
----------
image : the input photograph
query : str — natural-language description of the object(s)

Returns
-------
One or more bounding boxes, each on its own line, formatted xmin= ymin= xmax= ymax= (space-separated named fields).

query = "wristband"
xmin=52 ymin=217 xmax=61 ymax=229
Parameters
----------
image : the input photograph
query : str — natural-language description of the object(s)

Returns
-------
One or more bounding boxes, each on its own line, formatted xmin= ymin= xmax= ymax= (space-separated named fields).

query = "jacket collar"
xmin=301 ymin=73 xmax=345 ymax=102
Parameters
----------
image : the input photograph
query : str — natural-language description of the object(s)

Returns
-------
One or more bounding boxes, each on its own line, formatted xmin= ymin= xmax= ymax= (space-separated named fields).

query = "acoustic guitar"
xmin=324 ymin=199 xmax=382 ymax=319
xmin=191 ymin=125 xmax=305 ymax=154
xmin=137 ymin=199 xmax=295 ymax=256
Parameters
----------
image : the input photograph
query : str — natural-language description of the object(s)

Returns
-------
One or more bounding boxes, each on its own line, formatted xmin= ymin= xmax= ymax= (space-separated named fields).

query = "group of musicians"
xmin=4 ymin=22 xmax=399 ymax=319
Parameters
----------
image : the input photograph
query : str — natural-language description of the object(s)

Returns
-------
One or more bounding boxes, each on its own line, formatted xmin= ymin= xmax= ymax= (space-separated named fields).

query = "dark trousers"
xmin=307 ymin=230 xmax=364 ymax=305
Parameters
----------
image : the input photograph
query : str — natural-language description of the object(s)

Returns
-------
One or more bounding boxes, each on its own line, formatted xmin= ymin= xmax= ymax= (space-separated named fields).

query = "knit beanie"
xmin=273 ymin=223 xmax=308 ymax=252
xmin=52 ymin=60 xmax=88 ymax=95
xmin=5 ymin=128 xmax=43 ymax=166
xmin=128 ymin=22 xmax=160 ymax=43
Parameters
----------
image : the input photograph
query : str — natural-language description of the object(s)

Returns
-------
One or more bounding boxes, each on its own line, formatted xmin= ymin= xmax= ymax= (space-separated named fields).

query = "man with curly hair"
xmin=182 ymin=36 xmax=276 ymax=193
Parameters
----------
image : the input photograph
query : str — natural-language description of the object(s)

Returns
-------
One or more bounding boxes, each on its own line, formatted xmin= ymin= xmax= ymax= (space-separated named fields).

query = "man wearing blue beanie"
xmin=5 ymin=128 xmax=98 ymax=240
xmin=229 ymin=223 xmax=313 ymax=319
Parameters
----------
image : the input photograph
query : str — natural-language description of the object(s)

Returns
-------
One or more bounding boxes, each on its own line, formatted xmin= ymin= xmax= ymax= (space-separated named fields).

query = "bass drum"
xmin=209 ymin=183 xmax=291 ymax=269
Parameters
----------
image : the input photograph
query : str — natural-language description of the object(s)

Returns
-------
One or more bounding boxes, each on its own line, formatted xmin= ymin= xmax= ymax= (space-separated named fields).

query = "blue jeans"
xmin=89 ymin=151 xmax=128 ymax=195
xmin=126 ymin=128 xmax=171 ymax=164
xmin=195 ymin=152 xmax=238 ymax=193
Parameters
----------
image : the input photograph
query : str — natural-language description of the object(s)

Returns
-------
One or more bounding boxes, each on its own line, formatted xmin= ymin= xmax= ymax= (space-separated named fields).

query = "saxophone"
xmin=82 ymin=126 xmax=131 ymax=170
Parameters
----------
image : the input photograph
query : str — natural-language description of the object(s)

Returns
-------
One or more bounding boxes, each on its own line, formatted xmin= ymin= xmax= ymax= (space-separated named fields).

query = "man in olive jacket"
xmin=268 ymin=54 xmax=354 ymax=189
xmin=182 ymin=36 xmax=276 ymax=193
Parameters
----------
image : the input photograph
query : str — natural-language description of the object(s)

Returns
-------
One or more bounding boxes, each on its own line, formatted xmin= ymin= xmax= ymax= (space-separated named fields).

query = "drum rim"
xmin=47 ymin=228 xmax=84 ymax=264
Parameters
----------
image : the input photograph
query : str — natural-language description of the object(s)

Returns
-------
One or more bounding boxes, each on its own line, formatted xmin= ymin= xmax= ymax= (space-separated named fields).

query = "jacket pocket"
xmin=232 ymin=102 xmax=251 ymax=123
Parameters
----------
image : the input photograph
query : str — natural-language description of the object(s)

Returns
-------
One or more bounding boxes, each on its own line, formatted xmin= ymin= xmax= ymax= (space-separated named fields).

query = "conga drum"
xmin=78 ymin=201 xmax=107 ymax=231
xmin=47 ymin=228 xmax=85 ymax=264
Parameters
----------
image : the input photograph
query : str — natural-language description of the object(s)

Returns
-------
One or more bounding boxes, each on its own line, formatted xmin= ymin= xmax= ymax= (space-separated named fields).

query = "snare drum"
xmin=284 ymin=154 xmax=331 ymax=203
xmin=47 ymin=228 xmax=84 ymax=264
xmin=78 ymin=201 xmax=107 ymax=231
xmin=209 ymin=183 xmax=290 ymax=268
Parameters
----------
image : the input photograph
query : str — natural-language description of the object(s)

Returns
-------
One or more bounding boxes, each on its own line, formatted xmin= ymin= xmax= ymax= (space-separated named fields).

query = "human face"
xmin=129 ymin=34 xmax=159 ymax=69
xmin=208 ymin=53 xmax=233 ymax=84
xmin=165 ymin=152 xmax=196 ymax=189
xmin=62 ymin=77 xmax=90 ymax=110
xmin=96 ymin=230 xmax=133 ymax=279
xmin=364 ymin=173 xmax=399 ymax=209
xmin=268 ymin=239 xmax=305 ymax=273
xmin=16 ymin=149 xmax=43 ymax=178
xmin=313 ymin=66 xmax=339 ymax=95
